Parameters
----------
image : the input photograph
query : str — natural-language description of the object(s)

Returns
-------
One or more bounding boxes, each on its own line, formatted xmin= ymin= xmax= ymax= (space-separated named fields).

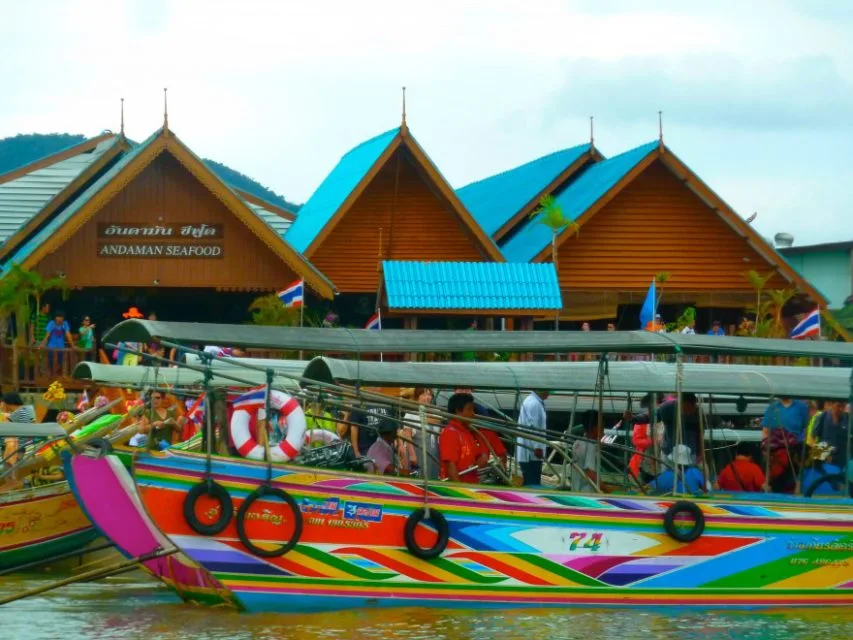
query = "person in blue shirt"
xmin=646 ymin=445 xmax=706 ymax=494
xmin=762 ymin=397 xmax=810 ymax=443
xmin=706 ymin=320 xmax=726 ymax=336
xmin=40 ymin=311 xmax=73 ymax=376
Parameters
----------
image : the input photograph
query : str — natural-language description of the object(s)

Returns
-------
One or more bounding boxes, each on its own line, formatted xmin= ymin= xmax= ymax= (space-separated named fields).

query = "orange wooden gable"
xmin=541 ymin=149 xmax=828 ymax=307
xmin=309 ymin=132 xmax=504 ymax=293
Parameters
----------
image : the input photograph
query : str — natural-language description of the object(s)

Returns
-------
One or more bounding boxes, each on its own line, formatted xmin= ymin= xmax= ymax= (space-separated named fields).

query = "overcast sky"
xmin=2 ymin=0 xmax=851 ymax=246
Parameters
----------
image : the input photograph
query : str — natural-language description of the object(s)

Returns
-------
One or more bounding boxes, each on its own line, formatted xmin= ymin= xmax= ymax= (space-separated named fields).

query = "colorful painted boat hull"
xmin=0 ymin=482 xmax=99 ymax=571
xmin=64 ymin=453 xmax=237 ymax=608
xmin=75 ymin=449 xmax=853 ymax=612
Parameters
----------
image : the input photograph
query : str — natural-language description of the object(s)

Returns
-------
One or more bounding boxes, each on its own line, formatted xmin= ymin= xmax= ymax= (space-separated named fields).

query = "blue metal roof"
xmin=2 ymin=129 xmax=162 ymax=271
xmin=456 ymin=143 xmax=591 ymax=237
xmin=285 ymin=128 xmax=400 ymax=253
xmin=383 ymin=260 xmax=562 ymax=310
xmin=501 ymin=141 xmax=660 ymax=262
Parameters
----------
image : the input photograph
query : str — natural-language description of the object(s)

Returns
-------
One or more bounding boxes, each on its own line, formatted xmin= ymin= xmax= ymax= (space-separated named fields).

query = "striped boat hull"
xmin=100 ymin=450 xmax=853 ymax=611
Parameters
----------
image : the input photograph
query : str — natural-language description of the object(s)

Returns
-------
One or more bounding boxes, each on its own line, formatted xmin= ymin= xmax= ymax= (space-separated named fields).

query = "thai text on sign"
xmin=97 ymin=223 xmax=223 ymax=239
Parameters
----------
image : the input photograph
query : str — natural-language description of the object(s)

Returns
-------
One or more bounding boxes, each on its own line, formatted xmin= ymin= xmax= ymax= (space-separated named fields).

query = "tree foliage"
xmin=0 ymin=264 xmax=69 ymax=344
xmin=0 ymin=133 xmax=87 ymax=175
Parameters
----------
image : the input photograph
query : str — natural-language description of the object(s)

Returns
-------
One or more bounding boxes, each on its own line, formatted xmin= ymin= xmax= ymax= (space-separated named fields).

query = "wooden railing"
xmin=0 ymin=344 xmax=96 ymax=390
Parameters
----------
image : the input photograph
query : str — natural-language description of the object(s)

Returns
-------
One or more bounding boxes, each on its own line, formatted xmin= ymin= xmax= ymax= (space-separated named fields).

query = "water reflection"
xmin=0 ymin=574 xmax=850 ymax=640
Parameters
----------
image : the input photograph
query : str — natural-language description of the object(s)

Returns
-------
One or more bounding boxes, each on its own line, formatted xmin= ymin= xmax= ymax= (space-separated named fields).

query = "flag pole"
xmin=299 ymin=282 xmax=305 ymax=360
xmin=378 ymin=308 xmax=383 ymax=363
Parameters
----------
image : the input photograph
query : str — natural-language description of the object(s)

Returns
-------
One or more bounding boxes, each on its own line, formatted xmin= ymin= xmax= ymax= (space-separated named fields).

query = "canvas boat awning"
xmin=72 ymin=362 xmax=300 ymax=390
xmin=103 ymin=320 xmax=853 ymax=359
xmin=302 ymin=358 xmax=852 ymax=399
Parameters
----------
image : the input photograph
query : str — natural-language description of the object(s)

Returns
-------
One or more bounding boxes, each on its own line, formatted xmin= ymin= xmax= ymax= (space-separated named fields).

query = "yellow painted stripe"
xmin=483 ymin=553 xmax=579 ymax=586
xmin=285 ymin=550 xmax=353 ymax=580
xmin=769 ymin=563 xmax=853 ymax=589
xmin=381 ymin=550 xmax=474 ymax=583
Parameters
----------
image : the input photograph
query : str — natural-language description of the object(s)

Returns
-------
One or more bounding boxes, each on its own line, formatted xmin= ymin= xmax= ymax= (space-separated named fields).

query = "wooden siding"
xmin=311 ymin=148 xmax=490 ymax=293
xmin=556 ymin=159 xmax=789 ymax=292
xmin=37 ymin=153 xmax=300 ymax=290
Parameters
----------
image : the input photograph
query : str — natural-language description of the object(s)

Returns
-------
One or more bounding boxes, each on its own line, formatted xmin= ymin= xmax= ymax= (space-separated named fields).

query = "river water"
xmin=0 ymin=572 xmax=851 ymax=640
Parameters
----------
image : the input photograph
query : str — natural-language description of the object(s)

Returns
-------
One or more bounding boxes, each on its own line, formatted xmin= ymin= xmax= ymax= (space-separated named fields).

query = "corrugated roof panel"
xmin=0 ymin=136 xmax=119 ymax=244
xmin=456 ymin=143 xmax=591 ymax=237
xmin=501 ymin=141 xmax=659 ymax=263
xmin=382 ymin=260 xmax=562 ymax=310
xmin=245 ymin=201 xmax=292 ymax=236
xmin=285 ymin=128 xmax=399 ymax=253
xmin=2 ymin=131 xmax=160 ymax=270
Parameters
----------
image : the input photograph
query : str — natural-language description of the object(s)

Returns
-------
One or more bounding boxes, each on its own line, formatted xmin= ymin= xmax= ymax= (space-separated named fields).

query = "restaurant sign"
xmin=97 ymin=222 xmax=224 ymax=259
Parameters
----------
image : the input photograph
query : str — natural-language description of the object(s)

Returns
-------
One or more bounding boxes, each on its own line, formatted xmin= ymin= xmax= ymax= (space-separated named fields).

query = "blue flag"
xmin=639 ymin=279 xmax=656 ymax=329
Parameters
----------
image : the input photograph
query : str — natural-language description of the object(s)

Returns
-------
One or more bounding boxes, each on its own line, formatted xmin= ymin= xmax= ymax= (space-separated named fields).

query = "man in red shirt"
xmin=440 ymin=393 xmax=488 ymax=483
xmin=716 ymin=444 xmax=767 ymax=492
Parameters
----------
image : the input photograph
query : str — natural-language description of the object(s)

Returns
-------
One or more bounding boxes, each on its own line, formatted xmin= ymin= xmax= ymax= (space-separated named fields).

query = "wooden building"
xmin=460 ymin=138 xmax=831 ymax=330
xmin=0 ymin=125 xmax=334 ymax=332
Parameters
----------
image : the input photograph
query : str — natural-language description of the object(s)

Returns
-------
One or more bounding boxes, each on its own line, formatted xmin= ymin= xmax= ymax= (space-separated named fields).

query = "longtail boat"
xmin=63 ymin=322 xmax=852 ymax=611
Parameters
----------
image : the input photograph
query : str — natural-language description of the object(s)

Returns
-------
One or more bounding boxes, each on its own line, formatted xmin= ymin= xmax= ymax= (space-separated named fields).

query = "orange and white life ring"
xmin=230 ymin=389 xmax=306 ymax=462
xmin=304 ymin=428 xmax=341 ymax=447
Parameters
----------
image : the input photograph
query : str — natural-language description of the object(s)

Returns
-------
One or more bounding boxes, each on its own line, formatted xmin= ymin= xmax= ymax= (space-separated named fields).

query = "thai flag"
xmin=76 ymin=389 xmax=90 ymax=412
xmin=232 ymin=387 xmax=267 ymax=411
xmin=790 ymin=308 xmax=821 ymax=340
xmin=365 ymin=312 xmax=381 ymax=330
xmin=277 ymin=279 xmax=304 ymax=308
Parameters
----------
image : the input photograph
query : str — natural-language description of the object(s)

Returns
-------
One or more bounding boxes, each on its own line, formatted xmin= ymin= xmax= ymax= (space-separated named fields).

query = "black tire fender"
xmin=85 ymin=437 xmax=113 ymax=458
xmin=663 ymin=500 xmax=705 ymax=543
xmin=235 ymin=485 xmax=302 ymax=558
xmin=183 ymin=479 xmax=234 ymax=536
xmin=404 ymin=508 xmax=449 ymax=560
xmin=804 ymin=472 xmax=848 ymax=498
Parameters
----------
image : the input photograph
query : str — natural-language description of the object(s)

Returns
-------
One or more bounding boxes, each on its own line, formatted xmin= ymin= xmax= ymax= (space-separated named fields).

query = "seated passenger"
xmin=439 ymin=393 xmax=487 ymax=484
xmin=647 ymin=445 xmax=705 ymax=494
xmin=716 ymin=444 xmax=767 ymax=492
xmin=366 ymin=422 xmax=400 ymax=475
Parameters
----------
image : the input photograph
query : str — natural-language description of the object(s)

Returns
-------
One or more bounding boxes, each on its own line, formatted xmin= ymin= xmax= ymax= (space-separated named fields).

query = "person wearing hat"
xmin=365 ymin=419 xmax=400 ymax=475
xmin=114 ymin=308 xmax=144 ymax=366
xmin=707 ymin=320 xmax=726 ymax=337
xmin=646 ymin=444 xmax=705 ymax=494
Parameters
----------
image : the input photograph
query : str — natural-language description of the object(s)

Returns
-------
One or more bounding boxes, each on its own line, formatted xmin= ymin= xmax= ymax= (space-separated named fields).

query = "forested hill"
xmin=0 ymin=133 xmax=301 ymax=212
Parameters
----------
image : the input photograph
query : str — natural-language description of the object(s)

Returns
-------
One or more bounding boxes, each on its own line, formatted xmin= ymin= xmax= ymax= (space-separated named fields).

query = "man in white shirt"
xmin=516 ymin=390 xmax=549 ymax=486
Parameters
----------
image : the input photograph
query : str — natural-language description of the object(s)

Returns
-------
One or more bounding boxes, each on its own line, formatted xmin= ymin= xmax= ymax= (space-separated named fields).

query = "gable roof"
xmin=383 ymin=260 xmax=561 ymax=314
xmin=0 ymin=135 xmax=125 ymax=250
xmin=499 ymin=139 xmax=829 ymax=307
xmin=456 ymin=143 xmax=594 ymax=239
xmin=501 ymin=141 xmax=659 ymax=262
xmin=286 ymin=128 xmax=400 ymax=254
xmin=285 ymin=126 xmax=505 ymax=261
xmin=1 ymin=127 xmax=335 ymax=298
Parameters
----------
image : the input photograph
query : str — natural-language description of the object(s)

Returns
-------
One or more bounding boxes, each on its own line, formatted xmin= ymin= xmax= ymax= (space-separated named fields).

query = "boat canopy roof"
xmin=303 ymin=357 xmax=852 ymax=399
xmin=71 ymin=362 xmax=300 ymax=390
xmin=0 ymin=423 xmax=66 ymax=438
xmin=103 ymin=320 xmax=853 ymax=359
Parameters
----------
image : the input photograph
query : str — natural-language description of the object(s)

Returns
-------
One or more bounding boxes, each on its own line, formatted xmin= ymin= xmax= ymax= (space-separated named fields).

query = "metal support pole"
xmin=674 ymin=349 xmax=684 ymax=494
xmin=419 ymin=404 xmax=430 ymax=518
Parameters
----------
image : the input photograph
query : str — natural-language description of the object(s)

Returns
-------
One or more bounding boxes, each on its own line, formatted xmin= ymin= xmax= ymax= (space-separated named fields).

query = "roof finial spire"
xmin=401 ymin=86 xmax=407 ymax=132
xmin=163 ymin=88 xmax=169 ymax=134
xmin=658 ymin=109 xmax=663 ymax=147
xmin=589 ymin=115 xmax=594 ymax=146
xmin=120 ymin=98 xmax=125 ymax=136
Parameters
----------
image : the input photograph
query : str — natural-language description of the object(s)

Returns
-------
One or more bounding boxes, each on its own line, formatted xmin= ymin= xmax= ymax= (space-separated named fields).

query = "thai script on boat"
xmin=306 ymin=516 xmax=369 ymax=529
xmin=98 ymin=223 xmax=223 ymax=238
xmin=344 ymin=501 xmax=383 ymax=523
xmin=98 ymin=244 xmax=224 ymax=258
xmin=786 ymin=540 xmax=853 ymax=552
xmin=790 ymin=557 xmax=849 ymax=567
xmin=299 ymin=497 xmax=341 ymax=516
xmin=244 ymin=508 xmax=285 ymax=526
xmin=568 ymin=532 xmax=603 ymax=552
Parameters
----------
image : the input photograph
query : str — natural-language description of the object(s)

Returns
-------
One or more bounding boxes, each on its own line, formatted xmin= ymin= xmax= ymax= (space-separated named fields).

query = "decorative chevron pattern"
xmin=89 ymin=449 xmax=853 ymax=612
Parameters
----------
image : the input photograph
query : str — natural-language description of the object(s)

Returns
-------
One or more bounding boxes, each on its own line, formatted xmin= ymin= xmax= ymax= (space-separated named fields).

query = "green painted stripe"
xmin=295 ymin=545 xmax=396 ymax=581
xmin=513 ymin=553 xmax=605 ymax=587
xmin=705 ymin=535 xmax=853 ymax=589
xmin=427 ymin=557 xmax=508 ymax=584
